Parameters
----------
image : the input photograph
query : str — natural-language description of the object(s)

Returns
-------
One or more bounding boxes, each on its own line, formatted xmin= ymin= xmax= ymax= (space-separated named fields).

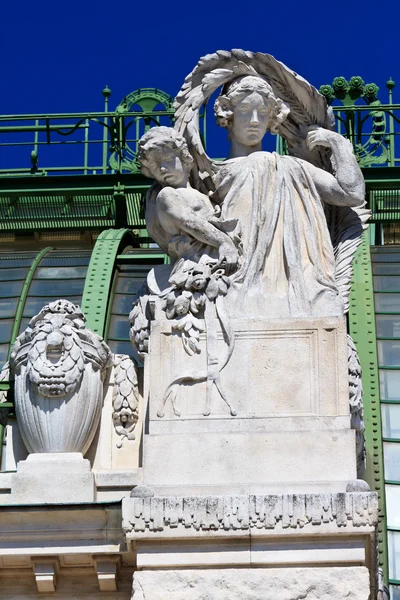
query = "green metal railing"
xmin=0 ymin=109 xmax=174 ymax=177
xmin=0 ymin=86 xmax=210 ymax=179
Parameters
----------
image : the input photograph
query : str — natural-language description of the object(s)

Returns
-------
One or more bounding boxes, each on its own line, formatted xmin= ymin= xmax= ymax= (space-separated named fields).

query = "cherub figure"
xmin=138 ymin=126 xmax=239 ymax=274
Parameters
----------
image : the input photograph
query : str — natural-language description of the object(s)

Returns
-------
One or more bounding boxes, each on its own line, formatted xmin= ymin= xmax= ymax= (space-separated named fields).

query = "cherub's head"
xmin=214 ymin=75 xmax=290 ymax=146
xmin=138 ymin=126 xmax=194 ymax=188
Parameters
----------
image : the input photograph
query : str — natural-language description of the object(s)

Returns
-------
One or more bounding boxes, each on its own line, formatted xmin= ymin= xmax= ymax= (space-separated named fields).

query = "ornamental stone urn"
xmin=9 ymin=299 xmax=112 ymax=454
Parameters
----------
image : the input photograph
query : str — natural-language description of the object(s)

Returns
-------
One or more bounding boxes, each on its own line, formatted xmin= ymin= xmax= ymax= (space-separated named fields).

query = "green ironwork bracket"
xmin=349 ymin=233 xmax=388 ymax=581
xmin=81 ymin=229 xmax=136 ymax=336
xmin=8 ymin=247 xmax=54 ymax=359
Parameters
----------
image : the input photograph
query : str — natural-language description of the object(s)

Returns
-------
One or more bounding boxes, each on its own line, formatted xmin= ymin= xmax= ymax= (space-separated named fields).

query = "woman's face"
xmin=230 ymin=92 xmax=270 ymax=147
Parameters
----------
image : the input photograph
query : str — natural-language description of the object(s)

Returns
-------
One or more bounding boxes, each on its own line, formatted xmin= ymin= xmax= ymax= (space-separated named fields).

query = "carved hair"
xmin=214 ymin=75 xmax=290 ymax=135
xmin=138 ymin=126 xmax=194 ymax=179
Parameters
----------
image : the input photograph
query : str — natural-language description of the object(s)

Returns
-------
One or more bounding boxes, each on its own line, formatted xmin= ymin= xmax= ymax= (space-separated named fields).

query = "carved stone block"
xmin=131 ymin=567 xmax=371 ymax=600
xmin=148 ymin=316 xmax=348 ymax=423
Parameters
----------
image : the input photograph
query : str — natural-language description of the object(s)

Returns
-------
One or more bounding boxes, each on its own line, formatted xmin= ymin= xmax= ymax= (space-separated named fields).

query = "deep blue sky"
xmin=1 ymin=0 xmax=399 ymax=161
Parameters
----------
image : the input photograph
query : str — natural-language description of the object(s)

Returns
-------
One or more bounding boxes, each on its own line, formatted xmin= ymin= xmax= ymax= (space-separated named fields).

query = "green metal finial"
xmin=102 ymin=85 xmax=112 ymax=98
xmin=386 ymin=78 xmax=395 ymax=106
xmin=30 ymin=150 xmax=38 ymax=174
xmin=364 ymin=83 xmax=380 ymax=101
xmin=386 ymin=77 xmax=395 ymax=91
xmin=332 ymin=77 xmax=349 ymax=93
xmin=349 ymin=76 xmax=365 ymax=92
xmin=319 ymin=84 xmax=335 ymax=102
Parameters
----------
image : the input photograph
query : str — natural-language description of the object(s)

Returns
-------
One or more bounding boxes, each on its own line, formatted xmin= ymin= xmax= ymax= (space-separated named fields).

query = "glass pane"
xmin=23 ymin=296 xmax=82 ymax=317
xmin=375 ymin=294 xmax=400 ymax=312
xmin=377 ymin=315 xmax=400 ymax=338
xmin=378 ymin=341 xmax=400 ymax=366
xmin=372 ymin=253 xmax=400 ymax=262
xmin=373 ymin=264 xmax=400 ymax=275
xmin=0 ymin=255 xmax=35 ymax=268
xmin=374 ymin=276 xmax=400 ymax=291
xmin=386 ymin=485 xmax=400 ymax=528
xmin=372 ymin=246 xmax=400 ymax=253
xmin=384 ymin=442 xmax=400 ymax=481
xmin=108 ymin=340 xmax=141 ymax=364
xmin=18 ymin=317 xmax=31 ymax=334
xmin=40 ymin=252 xmax=91 ymax=267
xmin=0 ymin=343 xmax=9 ymax=370
xmin=389 ymin=531 xmax=400 ymax=580
xmin=35 ymin=266 xmax=88 ymax=279
xmin=0 ymin=320 xmax=13 ymax=343
xmin=111 ymin=293 xmax=134 ymax=314
xmin=0 ymin=267 xmax=28 ymax=281
xmin=390 ymin=585 xmax=400 ymax=600
xmin=380 ymin=370 xmax=400 ymax=400
xmin=29 ymin=279 xmax=85 ymax=296
xmin=108 ymin=316 xmax=130 ymax=340
xmin=382 ymin=404 xmax=400 ymax=439
xmin=115 ymin=275 xmax=147 ymax=295
xmin=0 ymin=280 xmax=24 ymax=298
xmin=0 ymin=298 xmax=18 ymax=318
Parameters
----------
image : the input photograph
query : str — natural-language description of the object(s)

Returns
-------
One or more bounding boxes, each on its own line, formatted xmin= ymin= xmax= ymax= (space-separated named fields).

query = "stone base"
xmin=11 ymin=453 xmax=95 ymax=503
xmin=124 ymin=492 xmax=378 ymax=599
xmin=143 ymin=316 xmax=357 ymax=494
xmin=143 ymin=428 xmax=356 ymax=495
xmin=132 ymin=567 xmax=371 ymax=600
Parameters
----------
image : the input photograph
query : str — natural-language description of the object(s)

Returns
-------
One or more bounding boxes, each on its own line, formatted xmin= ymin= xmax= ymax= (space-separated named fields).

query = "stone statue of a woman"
xmin=173 ymin=51 xmax=368 ymax=319
xmin=131 ymin=51 xmax=369 ymax=451
xmin=210 ymin=74 xmax=365 ymax=317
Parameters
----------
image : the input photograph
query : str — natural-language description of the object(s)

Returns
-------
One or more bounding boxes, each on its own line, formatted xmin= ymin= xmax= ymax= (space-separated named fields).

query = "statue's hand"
xmin=306 ymin=125 xmax=337 ymax=150
xmin=217 ymin=242 xmax=239 ymax=276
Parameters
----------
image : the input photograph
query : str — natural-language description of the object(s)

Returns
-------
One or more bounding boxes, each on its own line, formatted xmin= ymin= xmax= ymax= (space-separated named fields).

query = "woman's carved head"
xmin=214 ymin=76 xmax=290 ymax=145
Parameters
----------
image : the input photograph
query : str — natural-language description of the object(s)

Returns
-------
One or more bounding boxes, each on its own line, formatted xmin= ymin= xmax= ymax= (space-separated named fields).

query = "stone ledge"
xmin=0 ymin=502 xmax=124 ymax=555
xmin=122 ymin=492 xmax=378 ymax=538
xmin=94 ymin=469 xmax=139 ymax=488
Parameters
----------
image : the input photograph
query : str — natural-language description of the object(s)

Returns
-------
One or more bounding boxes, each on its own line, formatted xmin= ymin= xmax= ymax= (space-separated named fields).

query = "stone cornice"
xmin=122 ymin=492 xmax=378 ymax=538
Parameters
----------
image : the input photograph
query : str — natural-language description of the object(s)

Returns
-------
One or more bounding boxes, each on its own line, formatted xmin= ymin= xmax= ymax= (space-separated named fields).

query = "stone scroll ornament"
xmin=2 ymin=300 xmax=113 ymax=454
xmin=130 ymin=50 xmax=369 ymax=444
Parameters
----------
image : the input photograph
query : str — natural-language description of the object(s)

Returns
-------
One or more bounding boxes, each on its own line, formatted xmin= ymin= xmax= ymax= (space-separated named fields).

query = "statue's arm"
xmin=157 ymin=188 xmax=238 ymax=271
xmin=305 ymin=126 xmax=365 ymax=207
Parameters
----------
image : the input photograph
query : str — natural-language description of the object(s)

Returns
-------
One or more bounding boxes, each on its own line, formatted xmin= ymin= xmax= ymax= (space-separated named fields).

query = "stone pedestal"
xmin=143 ymin=316 xmax=357 ymax=494
xmin=11 ymin=453 xmax=95 ymax=503
xmin=123 ymin=492 xmax=378 ymax=600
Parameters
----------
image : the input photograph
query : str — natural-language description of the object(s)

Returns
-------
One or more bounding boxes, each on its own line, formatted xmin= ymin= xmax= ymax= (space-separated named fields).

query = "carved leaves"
xmin=10 ymin=300 xmax=112 ymax=398
xmin=328 ymin=204 xmax=370 ymax=313
xmin=112 ymin=354 xmax=139 ymax=448
xmin=164 ymin=259 xmax=230 ymax=357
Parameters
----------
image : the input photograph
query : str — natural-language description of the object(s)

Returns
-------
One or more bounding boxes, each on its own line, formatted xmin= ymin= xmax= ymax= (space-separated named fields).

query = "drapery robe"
xmin=213 ymin=151 xmax=343 ymax=318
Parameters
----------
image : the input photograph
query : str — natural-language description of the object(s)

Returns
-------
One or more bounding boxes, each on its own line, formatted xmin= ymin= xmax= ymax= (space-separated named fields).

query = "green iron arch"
xmin=109 ymin=88 xmax=175 ymax=173
xmin=81 ymin=228 xmax=137 ymax=336
xmin=7 ymin=247 xmax=54 ymax=359
xmin=116 ymin=88 xmax=174 ymax=114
